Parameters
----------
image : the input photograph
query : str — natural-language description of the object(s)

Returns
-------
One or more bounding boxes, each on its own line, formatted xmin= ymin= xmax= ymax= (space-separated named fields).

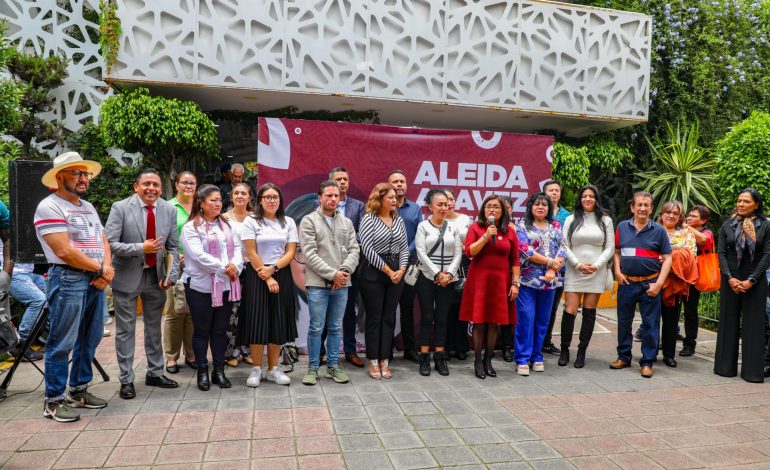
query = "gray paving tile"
xmin=217 ymin=398 xmax=254 ymax=410
xmin=380 ymin=431 xmax=424 ymax=450
xmin=445 ymin=413 xmax=487 ymax=429
xmin=434 ymin=400 xmax=472 ymax=414
xmin=392 ymin=391 xmax=429 ymax=403
xmin=139 ymin=400 xmax=180 ymax=413
xmin=488 ymin=462 xmax=540 ymax=470
xmin=334 ymin=418 xmax=375 ymax=435
xmin=330 ymin=405 xmax=367 ymax=420
xmin=417 ymin=429 xmax=464 ymax=447
xmin=530 ymin=459 xmax=577 ymax=470
xmin=494 ymin=425 xmax=541 ymax=442
xmin=360 ymin=392 xmax=397 ymax=405
xmin=345 ymin=450 xmax=395 ymax=470
xmin=388 ymin=448 xmax=437 ymax=470
xmin=511 ymin=441 xmax=561 ymax=460
xmin=366 ymin=404 xmax=403 ymax=417
xmin=457 ymin=426 xmax=505 ymax=445
xmin=254 ymin=396 xmax=291 ymax=409
xmin=400 ymin=402 xmax=439 ymax=416
xmin=325 ymin=393 xmax=362 ymax=406
xmin=431 ymin=445 xmax=481 ymax=466
xmin=423 ymin=390 xmax=460 ymax=402
xmin=471 ymin=444 xmax=522 ymax=464
xmin=408 ymin=414 xmax=451 ymax=430
xmin=479 ymin=411 xmax=519 ymax=426
xmin=178 ymin=399 xmax=218 ymax=412
xmin=339 ymin=434 xmax=383 ymax=452
xmin=373 ymin=416 xmax=414 ymax=433
xmin=291 ymin=394 xmax=326 ymax=407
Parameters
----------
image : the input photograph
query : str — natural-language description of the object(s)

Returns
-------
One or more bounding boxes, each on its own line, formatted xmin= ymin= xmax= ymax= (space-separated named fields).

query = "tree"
xmin=100 ymin=88 xmax=221 ymax=192
xmin=714 ymin=111 xmax=770 ymax=208
xmin=5 ymin=49 xmax=69 ymax=159
xmin=0 ymin=20 xmax=22 ymax=135
xmin=636 ymin=121 xmax=720 ymax=214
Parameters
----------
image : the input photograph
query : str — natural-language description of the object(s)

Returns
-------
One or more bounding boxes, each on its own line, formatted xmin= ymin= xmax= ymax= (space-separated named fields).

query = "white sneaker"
xmin=103 ymin=328 xmax=112 ymax=337
xmin=517 ymin=364 xmax=530 ymax=376
xmin=104 ymin=317 xmax=113 ymax=325
xmin=265 ymin=366 xmax=291 ymax=385
xmin=246 ymin=366 xmax=262 ymax=387
xmin=532 ymin=362 xmax=544 ymax=372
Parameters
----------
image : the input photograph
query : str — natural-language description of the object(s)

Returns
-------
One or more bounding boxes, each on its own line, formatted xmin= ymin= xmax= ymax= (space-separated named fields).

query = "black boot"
xmin=211 ymin=364 xmax=232 ymax=388
xmin=419 ymin=352 xmax=431 ymax=376
xmin=197 ymin=366 xmax=210 ymax=391
xmin=483 ymin=350 xmax=496 ymax=377
xmin=434 ymin=351 xmax=449 ymax=376
xmin=502 ymin=347 xmax=514 ymax=362
xmin=474 ymin=357 xmax=486 ymax=379
xmin=559 ymin=311 xmax=575 ymax=366
xmin=574 ymin=308 xmax=596 ymax=369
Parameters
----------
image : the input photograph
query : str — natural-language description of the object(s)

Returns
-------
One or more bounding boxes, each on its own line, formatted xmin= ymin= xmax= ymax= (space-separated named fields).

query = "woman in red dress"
xmin=460 ymin=195 xmax=521 ymax=379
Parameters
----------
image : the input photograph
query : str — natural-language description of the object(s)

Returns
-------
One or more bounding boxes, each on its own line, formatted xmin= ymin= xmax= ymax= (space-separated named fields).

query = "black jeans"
xmin=360 ymin=273 xmax=404 ymax=360
xmin=415 ymin=275 xmax=452 ymax=347
xmin=661 ymin=300 xmax=682 ymax=359
xmin=186 ymin=287 xmax=232 ymax=368
xmin=682 ymin=287 xmax=701 ymax=348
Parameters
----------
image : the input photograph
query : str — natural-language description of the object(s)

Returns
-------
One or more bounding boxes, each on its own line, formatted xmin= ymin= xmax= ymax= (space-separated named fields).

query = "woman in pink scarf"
xmin=180 ymin=185 xmax=243 ymax=391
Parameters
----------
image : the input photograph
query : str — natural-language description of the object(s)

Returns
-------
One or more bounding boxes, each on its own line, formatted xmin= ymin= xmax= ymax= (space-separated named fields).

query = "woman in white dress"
xmin=559 ymin=185 xmax=615 ymax=368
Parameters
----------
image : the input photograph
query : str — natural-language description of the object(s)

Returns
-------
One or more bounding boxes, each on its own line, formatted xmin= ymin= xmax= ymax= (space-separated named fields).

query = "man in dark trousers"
xmin=611 ymin=191 xmax=672 ymax=378
xmin=388 ymin=169 xmax=423 ymax=363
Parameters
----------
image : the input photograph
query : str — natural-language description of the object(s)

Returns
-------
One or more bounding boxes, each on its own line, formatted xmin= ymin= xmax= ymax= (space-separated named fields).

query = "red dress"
xmin=459 ymin=223 xmax=519 ymax=325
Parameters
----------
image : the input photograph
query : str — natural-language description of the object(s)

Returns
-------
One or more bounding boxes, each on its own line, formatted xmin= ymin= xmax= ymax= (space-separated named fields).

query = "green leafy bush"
xmin=714 ymin=111 xmax=770 ymax=208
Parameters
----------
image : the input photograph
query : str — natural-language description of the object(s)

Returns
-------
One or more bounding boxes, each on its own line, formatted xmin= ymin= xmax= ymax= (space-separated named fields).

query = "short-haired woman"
xmin=514 ymin=193 xmax=566 ymax=376
xmin=359 ymin=183 xmax=409 ymax=380
xmin=559 ymin=185 xmax=614 ymax=368
xmin=716 ymin=189 xmax=770 ymax=382
xmin=238 ymin=183 xmax=298 ymax=387
xmin=459 ymin=195 xmax=520 ymax=379
xmin=415 ymin=189 xmax=462 ymax=376
xmin=181 ymin=185 xmax=243 ymax=391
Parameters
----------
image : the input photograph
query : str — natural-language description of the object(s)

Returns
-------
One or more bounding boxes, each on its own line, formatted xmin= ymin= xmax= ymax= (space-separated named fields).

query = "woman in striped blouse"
xmin=415 ymin=189 xmax=462 ymax=376
xmin=358 ymin=182 xmax=410 ymax=380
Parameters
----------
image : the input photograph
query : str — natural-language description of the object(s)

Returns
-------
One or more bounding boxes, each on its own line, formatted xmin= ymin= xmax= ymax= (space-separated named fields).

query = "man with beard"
xmin=106 ymin=168 xmax=180 ymax=399
xmin=388 ymin=169 xmax=423 ymax=363
xmin=34 ymin=152 xmax=115 ymax=422
xmin=611 ymin=192 xmax=672 ymax=378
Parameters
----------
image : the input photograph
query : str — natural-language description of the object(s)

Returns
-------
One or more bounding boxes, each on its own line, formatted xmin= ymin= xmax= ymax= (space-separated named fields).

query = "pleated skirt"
xmin=237 ymin=265 xmax=298 ymax=345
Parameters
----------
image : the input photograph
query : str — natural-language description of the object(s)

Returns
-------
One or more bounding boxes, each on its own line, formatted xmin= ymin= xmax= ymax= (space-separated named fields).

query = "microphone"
xmin=489 ymin=216 xmax=496 ymax=244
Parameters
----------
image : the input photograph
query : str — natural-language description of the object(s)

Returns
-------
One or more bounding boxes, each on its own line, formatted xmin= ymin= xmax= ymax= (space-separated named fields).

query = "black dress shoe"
xmin=454 ymin=350 xmax=467 ymax=361
xmin=483 ymin=351 xmax=496 ymax=377
xmin=542 ymin=342 xmax=561 ymax=355
xmin=502 ymin=348 xmax=514 ymax=363
xmin=211 ymin=365 xmax=232 ymax=389
xmin=403 ymin=350 xmax=420 ymax=363
xmin=474 ymin=358 xmax=486 ymax=379
xmin=119 ymin=383 xmax=136 ymax=399
xmin=679 ymin=345 xmax=695 ymax=357
xmin=166 ymin=363 xmax=179 ymax=374
xmin=662 ymin=357 xmax=677 ymax=368
xmin=197 ymin=366 xmax=210 ymax=391
xmin=764 ymin=365 xmax=770 ymax=378
xmin=145 ymin=374 xmax=179 ymax=388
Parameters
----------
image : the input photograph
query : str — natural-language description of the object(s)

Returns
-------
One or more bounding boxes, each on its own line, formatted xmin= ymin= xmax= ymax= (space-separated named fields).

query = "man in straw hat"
xmin=34 ymin=151 xmax=115 ymax=422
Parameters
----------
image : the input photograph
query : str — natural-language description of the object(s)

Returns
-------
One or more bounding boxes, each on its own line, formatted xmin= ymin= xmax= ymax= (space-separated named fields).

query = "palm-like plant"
xmin=636 ymin=121 xmax=720 ymax=215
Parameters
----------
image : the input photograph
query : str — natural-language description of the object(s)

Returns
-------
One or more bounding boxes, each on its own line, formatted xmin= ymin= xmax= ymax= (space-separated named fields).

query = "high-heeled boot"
xmin=197 ymin=366 xmax=210 ymax=391
xmin=574 ymin=308 xmax=596 ymax=369
xmin=483 ymin=350 xmax=496 ymax=377
xmin=559 ymin=310 xmax=576 ymax=366
xmin=211 ymin=364 xmax=232 ymax=388
xmin=474 ymin=351 xmax=486 ymax=379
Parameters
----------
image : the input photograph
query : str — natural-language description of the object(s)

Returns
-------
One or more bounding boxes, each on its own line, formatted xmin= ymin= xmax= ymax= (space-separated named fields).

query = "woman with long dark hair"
xmin=559 ymin=185 xmax=614 ymax=368
xmin=444 ymin=189 xmax=472 ymax=360
xmin=514 ymin=193 xmax=566 ymax=376
xmin=459 ymin=195 xmax=520 ymax=379
xmin=180 ymin=185 xmax=243 ymax=391
xmin=238 ymin=183 xmax=298 ymax=387
xmin=715 ymin=188 xmax=770 ymax=382
xmin=358 ymin=183 xmax=409 ymax=380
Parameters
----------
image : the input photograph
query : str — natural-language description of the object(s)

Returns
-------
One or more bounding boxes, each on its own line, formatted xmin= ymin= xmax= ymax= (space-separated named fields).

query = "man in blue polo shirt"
xmin=611 ymin=192 xmax=672 ymax=378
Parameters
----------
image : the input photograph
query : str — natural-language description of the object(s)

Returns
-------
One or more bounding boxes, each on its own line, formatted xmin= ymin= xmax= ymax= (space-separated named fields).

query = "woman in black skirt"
xmin=238 ymin=183 xmax=298 ymax=387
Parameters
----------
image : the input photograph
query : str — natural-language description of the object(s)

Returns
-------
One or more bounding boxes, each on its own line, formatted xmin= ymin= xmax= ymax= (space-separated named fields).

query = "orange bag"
xmin=695 ymin=235 xmax=720 ymax=293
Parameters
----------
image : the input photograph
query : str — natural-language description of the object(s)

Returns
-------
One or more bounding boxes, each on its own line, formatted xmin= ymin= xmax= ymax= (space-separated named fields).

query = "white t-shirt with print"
xmin=34 ymin=194 xmax=105 ymax=264
xmin=240 ymin=216 xmax=298 ymax=265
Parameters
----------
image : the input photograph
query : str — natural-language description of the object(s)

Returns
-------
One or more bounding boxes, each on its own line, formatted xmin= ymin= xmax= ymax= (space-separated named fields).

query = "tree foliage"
xmin=714 ymin=111 xmax=770 ymax=208
xmin=100 ymin=87 xmax=221 ymax=193
xmin=0 ymin=20 xmax=22 ymax=135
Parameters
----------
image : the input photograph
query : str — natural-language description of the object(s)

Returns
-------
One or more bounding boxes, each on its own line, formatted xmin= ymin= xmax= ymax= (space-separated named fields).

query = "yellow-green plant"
xmin=98 ymin=0 xmax=121 ymax=74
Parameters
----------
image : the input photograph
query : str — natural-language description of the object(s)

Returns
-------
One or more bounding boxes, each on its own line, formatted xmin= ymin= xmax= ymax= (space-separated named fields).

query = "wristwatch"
xmin=95 ymin=263 xmax=104 ymax=277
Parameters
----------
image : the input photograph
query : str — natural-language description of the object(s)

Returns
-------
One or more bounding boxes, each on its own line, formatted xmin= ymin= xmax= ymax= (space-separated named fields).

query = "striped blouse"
xmin=359 ymin=213 xmax=410 ymax=270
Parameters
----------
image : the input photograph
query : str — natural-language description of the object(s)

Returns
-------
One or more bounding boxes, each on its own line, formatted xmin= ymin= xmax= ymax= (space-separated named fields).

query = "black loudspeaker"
xmin=9 ymin=160 xmax=53 ymax=264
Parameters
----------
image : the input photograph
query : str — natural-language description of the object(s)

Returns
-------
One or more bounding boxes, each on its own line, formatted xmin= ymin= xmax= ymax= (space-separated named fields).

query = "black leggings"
xmin=682 ymin=287 xmax=701 ymax=347
xmin=186 ymin=287 xmax=232 ymax=368
xmin=415 ymin=275 xmax=452 ymax=347
xmin=360 ymin=276 xmax=404 ymax=360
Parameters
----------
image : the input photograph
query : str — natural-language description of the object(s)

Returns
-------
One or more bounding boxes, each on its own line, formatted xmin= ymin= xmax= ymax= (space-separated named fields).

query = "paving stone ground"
xmin=1 ymin=307 xmax=770 ymax=469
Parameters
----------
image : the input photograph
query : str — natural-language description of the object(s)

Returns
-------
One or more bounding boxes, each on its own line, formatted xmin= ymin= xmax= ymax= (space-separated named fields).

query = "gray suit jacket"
xmin=106 ymin=194 xmax=180 ymax=293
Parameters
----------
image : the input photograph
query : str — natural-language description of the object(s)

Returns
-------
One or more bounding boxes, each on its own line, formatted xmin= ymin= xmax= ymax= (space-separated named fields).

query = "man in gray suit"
xmin=106 ymin=168 xmax=181 ymax=399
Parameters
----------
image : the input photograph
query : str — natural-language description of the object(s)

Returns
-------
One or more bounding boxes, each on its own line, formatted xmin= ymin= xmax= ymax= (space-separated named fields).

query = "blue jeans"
xmin=617 ymin=279 xmax=661 ymax=367
xmin=307 ymin=287 xmax=348 ymax=369
xmin=45 ymin=267 xmax=105 ymax=401
xmin=514 ymin=286 xmax=556 ymax=365
xmin=10 ymin=272 xmax=47 ymax=342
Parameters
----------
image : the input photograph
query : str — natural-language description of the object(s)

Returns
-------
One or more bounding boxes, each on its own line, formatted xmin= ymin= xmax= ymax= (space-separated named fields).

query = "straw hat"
xmin=41 ymin=152 xmax=102 ymax=189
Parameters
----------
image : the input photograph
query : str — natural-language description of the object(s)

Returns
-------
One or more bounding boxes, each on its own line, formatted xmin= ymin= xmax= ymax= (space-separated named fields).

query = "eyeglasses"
xmin=262 ymin=195 xmax=279 ymax=201
xmin=178 ymin=181 xmax=196 ymax=187
xmin=484 ymin=205 xmax=502 ymax=210
xmin=64 ymin=170 xmax=94 ymax=180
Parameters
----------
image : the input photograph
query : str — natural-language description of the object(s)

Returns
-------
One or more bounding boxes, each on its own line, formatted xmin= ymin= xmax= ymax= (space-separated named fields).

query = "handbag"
xmin=280 ymin=343 xmax=299 ymax=373
xmin=173 ymin=278 xmax=190 ymax=314
xmin=454 ymin=262 xmax=468 ymax=291
xmin=405 ymin=222 xmax=447 ymax=286
xmin=694 ymin=236 xmax=720 ymax=292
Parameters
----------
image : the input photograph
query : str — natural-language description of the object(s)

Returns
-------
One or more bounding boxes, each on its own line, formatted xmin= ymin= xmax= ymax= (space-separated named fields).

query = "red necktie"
xmin=145 ymin=206 xmax=156 ymax=268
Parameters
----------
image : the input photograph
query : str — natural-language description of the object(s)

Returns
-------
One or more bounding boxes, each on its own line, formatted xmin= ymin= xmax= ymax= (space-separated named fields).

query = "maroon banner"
xmin=257 ymin=118 xmax=553 ymax=217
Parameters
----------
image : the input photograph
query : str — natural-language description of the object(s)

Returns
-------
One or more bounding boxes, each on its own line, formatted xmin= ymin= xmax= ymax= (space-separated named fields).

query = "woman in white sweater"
xmin=559 ymin=185 xmax=615 ymax=368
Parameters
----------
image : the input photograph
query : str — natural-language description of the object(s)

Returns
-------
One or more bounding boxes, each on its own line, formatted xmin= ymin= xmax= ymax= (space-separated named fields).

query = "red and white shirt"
xmin=34 ymin=194 xmax=105 ymax=264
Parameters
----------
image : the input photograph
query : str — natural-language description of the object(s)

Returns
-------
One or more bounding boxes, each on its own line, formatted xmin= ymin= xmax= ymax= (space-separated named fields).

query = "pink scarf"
xmin=203 ymin=219 xmax=241 ymax=307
